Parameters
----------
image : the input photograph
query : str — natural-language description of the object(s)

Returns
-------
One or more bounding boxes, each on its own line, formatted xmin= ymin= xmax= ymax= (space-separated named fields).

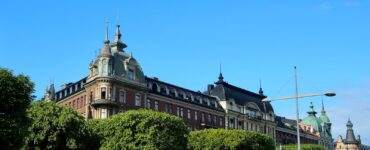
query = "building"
xmin=335 ymin=119 xmax=364 ymax=150
xmin=206 ymin=74 xmax=276 ymax=137
xmin=43 ymin=23 xmax=276 ymax=133
xmin=44 ymin=24 xmax=225 ymax=130
xmin=275 ymin=116 xmax=320 ymax=145
xmin=300 ymin=102 xmax=334 ymax=150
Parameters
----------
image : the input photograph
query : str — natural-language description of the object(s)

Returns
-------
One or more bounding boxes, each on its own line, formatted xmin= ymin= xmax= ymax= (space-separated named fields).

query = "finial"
xmin=104 ymin=18 xmax=110 ymax=44
xmin=259 ymin=79 xmax=264 ymax=95
xmin=218 ymin=62 xmax=224 ymax=81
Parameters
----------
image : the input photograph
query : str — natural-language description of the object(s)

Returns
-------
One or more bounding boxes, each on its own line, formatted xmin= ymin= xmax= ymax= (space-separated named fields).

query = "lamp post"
xmin=262 ymin=67 xmax=336 ymax=150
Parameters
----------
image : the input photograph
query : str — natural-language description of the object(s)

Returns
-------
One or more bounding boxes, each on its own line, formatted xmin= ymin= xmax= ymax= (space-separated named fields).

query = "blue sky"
xmin=1 ymin=0 xmax=369 ymax=144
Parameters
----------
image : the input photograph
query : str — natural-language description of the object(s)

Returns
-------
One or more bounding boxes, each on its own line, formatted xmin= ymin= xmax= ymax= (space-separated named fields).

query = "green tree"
xmin=188 ymin=129 xmax=275 ymax=150
xmin=279 ymin=144 xmax=325 ymax=150
xmin=24 ymin=101 xmax=96 ymax=149
xmin=0 ymin=68 xmax=34 ymax=149
xmin=92 ymin=109 xmax=189 ymax=150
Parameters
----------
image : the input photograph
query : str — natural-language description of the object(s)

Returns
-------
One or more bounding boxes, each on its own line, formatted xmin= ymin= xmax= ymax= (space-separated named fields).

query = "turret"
xmin=111 ymin=24 xmax=127 ymax=54
xmin=345 ymin=118 xmax=357 ymax=144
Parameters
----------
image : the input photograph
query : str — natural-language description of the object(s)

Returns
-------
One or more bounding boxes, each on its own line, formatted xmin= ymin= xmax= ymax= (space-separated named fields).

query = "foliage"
xmin=24 ymin=101 xmax=97 ymax=149
xmin=91 ymin=109 xmax=189 ymax=150
xmin=0 ymin=68 xmax=34 ymax=149
xmin=279 ymin=144 xmax=325 ymax=150
xmin=188 ymin=129 xmax=275 ymax=150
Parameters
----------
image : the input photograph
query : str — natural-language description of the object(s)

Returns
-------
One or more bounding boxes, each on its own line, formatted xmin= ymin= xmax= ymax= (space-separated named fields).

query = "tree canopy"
xmin=91 ymin=109 xmax=189 ymax=150
xmin=188 ymin=129 xmax=275 ymax=150
xmin=24 ymin=101 xmax=96 ymax=149
xmin=0 ymin=68 xmax=34 ymax=149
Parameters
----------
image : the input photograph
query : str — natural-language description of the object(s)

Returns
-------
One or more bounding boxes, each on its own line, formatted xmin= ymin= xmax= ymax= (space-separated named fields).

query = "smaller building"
xmin=335 ymin=119 xmax=364 ymax=150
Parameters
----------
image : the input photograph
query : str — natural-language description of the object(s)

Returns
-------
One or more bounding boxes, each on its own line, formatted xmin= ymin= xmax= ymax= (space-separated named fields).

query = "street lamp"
xmin=262 ymin=67 xmax=336 ymax=150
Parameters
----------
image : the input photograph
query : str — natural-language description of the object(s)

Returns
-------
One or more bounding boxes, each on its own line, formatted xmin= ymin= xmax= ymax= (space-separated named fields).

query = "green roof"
xmin=301 ymin=102 xmax=322 ymax=132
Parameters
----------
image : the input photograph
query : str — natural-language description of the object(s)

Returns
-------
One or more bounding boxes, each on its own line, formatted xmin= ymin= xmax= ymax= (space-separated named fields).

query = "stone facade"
xmin=44 ymin=23 xmax=274 ymax=133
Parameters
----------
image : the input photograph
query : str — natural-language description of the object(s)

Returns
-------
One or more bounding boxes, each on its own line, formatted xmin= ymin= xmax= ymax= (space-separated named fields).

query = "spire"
xmin=216 ymin=63 xmax=224 ymax=84
xmin=258 ymin=79 xmax=264 ymax=95
xmin=100 ymin=19 xmax=112 ymax=57
xmin=307 ymin=102 xmax=317 ymax=116
xmin=104 ymin=19 xmax=110 ymax=44
xmin=321 ymin=99 xmax=326 ymax=114
xmin=345 ymin=118 xmax=357 ymax=143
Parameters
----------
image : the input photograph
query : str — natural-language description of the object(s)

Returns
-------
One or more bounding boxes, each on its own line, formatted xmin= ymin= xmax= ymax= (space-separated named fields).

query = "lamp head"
xmin=324 ymin=92 xmax=336 ymax=97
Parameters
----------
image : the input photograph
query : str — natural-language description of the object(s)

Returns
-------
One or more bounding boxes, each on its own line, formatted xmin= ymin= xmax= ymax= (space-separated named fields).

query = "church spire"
xmin=321 ymin=99 xmax=326 ymax=114
xmin=104 ymin=19 xmax=110 ymax=44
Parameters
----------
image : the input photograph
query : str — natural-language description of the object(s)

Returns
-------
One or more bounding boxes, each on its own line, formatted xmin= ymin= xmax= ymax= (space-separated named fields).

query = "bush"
xmin=24 ymin=101 xmax=96 ymax=149
xmin=91 ymin=109 xmax=189 ymax=150
xmin=0 ymin=68 xmax=34 ymax=149
xmin=188 ymin=129 xmax=275 ymax=150
xmin=279 ymin=144 xmax=325 ymax=150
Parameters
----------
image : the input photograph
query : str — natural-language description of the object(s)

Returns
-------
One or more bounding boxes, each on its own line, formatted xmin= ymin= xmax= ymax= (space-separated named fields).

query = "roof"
xmin=145 ymin=76 xmax=225 ymax=112
xmin=209 ymin=80 xmax=274 ymax=112
xmin=301 ymin=103 xmax=322 ymax=132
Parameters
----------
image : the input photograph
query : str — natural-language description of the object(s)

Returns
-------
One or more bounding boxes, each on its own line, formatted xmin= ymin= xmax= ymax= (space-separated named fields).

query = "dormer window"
xmin=128 ymin=68 xmax=135 ymax=80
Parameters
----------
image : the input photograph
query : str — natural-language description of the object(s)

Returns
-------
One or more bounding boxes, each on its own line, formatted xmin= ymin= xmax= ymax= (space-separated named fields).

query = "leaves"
xmin=0 ymin=68 xmax=34 ymax=149
xmin=24 ymin=101 xmax=97 ymax=149
xmin=91 ymin=109 xmax=189 ymax=150
xmin=188 ymin=129 xmax=275 ymax=150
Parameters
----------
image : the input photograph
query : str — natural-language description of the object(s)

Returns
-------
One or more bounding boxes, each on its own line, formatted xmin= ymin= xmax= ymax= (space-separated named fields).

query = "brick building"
xmin=43 ymin=23 xmax=275 ymax=134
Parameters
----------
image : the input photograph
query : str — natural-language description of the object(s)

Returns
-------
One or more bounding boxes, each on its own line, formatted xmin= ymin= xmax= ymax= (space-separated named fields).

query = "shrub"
xmin=92 ymin=109 xmax=189 ymax=150
xmin=24 ymin=101 xmax=96 ymax=149
xmin=188 ymin=129 xmax=275 ymax=150
xmin=280 ymin=144 xmax=325 ymax=150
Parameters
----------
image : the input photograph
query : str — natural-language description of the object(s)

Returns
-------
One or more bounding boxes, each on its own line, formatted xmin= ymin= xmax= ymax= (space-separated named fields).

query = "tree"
xmin=280 ymin=144 xmax=325 ymax=150
xmin=0 ymin=68 xmax=34 ymax=149
xmin=24 ymin=101 xmax=96 ymax=149
xmin=92 ymin=109 xmax=189 ymax=150
xmin=188 ymin=129 xmax=275 ymax=150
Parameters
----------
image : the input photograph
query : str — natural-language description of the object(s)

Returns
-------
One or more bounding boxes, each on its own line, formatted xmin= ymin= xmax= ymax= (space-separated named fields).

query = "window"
xmin=128 ymin=68 xmax=135 ymax=80
xmin=194 ymin=111 xmax=198 ymax=120
xmin=101 ymin=108 xmax=107 ymax=119
xmin=154 ymin=101 xmax=159 ymax=110
xmin=201 ymin=113 xmax=205 ymax=123
xmin=145 ymin=99 xmax=151 ymax=108
xmin=119 ymin=90 xmax=126 ymax=103
xmin=180 ymin=108 xmax=184 ymax=117
xmin=208 ymin=114 xmax=211 ymax=123
xmin=135 ymin=94 xmax=141 ymax=106
xmin=213 ymin=115 xmax=217 ymax=125
xmin=219 ymin=117 xmax=223 ymax=126
xmin=101 ymin=87 xmax=107 ymax=99
xmin=187 ymin=109 xmax=191 ymax=119
xmin=177 ymin=107 xmax=181 ymax=116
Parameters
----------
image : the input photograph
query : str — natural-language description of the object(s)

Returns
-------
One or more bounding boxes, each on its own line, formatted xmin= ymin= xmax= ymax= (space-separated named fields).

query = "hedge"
xmin=90 ymin=109 xmax=189 ymax=150
xmin=188 ymin=129 xmax=275 ymax=150
xmin=279 ymin=144 xmax=325 ymax=150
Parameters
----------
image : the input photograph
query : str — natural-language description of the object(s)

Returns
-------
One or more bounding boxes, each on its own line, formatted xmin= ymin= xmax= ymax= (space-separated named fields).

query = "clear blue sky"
xmin=1 ymin=0 xmax=369 ymax=144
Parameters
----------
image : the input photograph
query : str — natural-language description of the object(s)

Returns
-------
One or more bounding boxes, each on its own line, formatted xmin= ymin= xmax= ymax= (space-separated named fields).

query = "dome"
xmin=319 ymin=113 xmax=330 ymax=124
xmin=301 ymin=102 xmax=322 ymax=133
xmin=302 ymin=115 xmax=322 ymax=132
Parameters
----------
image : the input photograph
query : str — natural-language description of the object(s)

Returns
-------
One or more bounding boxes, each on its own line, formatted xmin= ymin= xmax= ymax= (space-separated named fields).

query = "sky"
xmin=1 ymin=0 xmax=369 ymax=145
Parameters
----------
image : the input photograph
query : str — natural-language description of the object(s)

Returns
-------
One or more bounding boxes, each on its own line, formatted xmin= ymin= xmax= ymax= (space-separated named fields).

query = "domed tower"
xmin=318 ymin=100 xmax=333 ymax=150
xmin=85 ymin=22 xmax=146 ymax=119
xmin=301 ymin=102 xmax=322 ymax=133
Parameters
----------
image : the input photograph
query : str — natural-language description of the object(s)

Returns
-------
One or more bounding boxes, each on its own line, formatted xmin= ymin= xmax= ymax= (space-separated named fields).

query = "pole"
xmin=294 ymin=66 xmax=301 ymax=150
